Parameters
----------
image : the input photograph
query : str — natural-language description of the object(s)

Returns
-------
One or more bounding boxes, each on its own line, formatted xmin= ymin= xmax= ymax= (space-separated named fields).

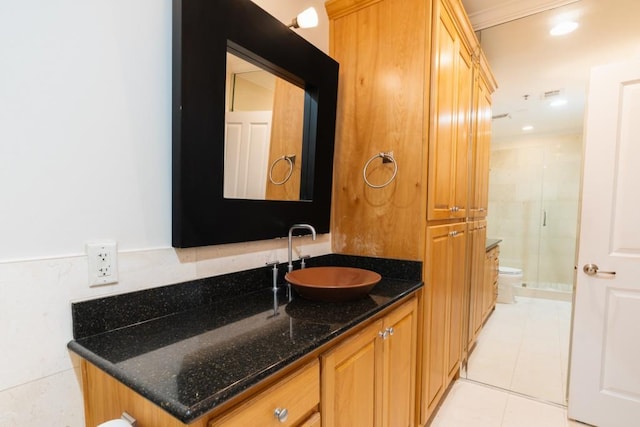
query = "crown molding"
xmin=466 ymin=0 xmax=580 ymax=31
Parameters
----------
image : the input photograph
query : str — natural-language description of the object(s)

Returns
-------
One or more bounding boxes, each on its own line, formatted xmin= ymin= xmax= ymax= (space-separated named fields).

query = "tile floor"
xmin=431 ymin=380 xmax=585 ymax=427
xmin=432 ymin=296 xmax=580 ymax=426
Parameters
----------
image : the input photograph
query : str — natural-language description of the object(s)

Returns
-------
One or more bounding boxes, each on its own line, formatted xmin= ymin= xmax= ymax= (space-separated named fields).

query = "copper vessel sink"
xmin=285 ymin=266 xmax=382 ymax=302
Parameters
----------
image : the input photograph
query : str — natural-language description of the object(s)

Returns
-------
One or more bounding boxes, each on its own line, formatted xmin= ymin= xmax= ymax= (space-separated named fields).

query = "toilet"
xmin=497 ymin=266 xmax=522 ymax=303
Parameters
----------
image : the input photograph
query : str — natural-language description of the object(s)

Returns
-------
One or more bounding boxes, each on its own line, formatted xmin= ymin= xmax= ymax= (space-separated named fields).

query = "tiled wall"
xmin=487 ymin=133 xmax=582 ymax=290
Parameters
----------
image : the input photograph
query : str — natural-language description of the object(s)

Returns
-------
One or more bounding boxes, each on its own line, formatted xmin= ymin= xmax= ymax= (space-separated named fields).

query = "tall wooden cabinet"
xmin=326 ymin=0 xmax=496 ymax=425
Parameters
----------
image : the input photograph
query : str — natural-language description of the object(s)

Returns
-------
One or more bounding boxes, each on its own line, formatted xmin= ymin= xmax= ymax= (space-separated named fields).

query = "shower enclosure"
xmin=487 ymin=134 xmax=582 ymax=298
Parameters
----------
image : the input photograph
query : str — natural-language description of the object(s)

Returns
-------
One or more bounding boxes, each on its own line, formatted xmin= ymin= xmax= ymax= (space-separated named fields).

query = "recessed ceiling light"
xmin=550 ymin=21 xmax=578 ymax=36
xmin=522 ymin=125 xmax=534 ymax=131
xmin=550 ymin=99 xmax=568 ymax=107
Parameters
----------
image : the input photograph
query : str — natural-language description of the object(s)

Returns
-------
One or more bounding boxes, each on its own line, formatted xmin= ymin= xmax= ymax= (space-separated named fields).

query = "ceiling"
xmin=460 ymin=0 xmax=640 ymax=143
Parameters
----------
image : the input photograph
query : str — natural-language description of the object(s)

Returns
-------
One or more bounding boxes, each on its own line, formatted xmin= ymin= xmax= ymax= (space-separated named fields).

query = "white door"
xmin=224 ymin=111 xmax=272 ymax=199
xmin=568 ymin=60 xmax=640 ymax=426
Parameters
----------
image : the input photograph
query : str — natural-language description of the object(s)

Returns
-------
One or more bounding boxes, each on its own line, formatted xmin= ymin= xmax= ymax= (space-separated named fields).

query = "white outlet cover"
xmin=86 ymin=241 xmax=118 ymax=286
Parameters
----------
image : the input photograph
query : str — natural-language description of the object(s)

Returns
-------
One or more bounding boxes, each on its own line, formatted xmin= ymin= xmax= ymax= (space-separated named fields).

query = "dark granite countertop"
xmin=68 ymin=254 xmax=422 ymax=424
xmin=486 ymin=238 xmax=502 ymax=251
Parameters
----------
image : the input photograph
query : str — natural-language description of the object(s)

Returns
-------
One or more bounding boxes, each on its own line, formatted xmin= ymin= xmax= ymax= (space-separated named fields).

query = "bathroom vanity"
xmin=68 ymin=255 xmax=422 ymax=426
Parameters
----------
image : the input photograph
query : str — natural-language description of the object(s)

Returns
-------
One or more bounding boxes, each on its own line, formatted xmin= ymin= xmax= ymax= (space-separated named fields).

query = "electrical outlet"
xmin=87 ymin=241 xmax=118 ymax=286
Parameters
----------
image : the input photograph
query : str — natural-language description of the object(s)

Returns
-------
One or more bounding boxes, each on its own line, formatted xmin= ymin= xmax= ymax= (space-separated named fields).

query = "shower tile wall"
xmin=487 ymin=134 xmax=582 ymax=290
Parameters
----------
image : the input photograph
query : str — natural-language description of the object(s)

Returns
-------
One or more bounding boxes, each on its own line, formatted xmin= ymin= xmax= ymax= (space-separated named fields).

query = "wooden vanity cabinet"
xmin=320 ymin=297 xmax=417 ymax=427
xmin=79 ymin=296 xmax=418 ymax=427
xmin=80 ymin=359 xmax=320 ymax=427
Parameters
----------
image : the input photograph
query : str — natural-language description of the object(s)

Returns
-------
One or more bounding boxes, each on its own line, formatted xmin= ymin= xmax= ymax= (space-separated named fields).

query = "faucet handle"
xmin=299 ymin=255 xmax=311 ymax=269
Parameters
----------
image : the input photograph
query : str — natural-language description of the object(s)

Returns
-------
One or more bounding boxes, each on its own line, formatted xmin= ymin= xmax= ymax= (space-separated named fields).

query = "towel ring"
xmin=269 ymin=155 xmax=296 ymax=185
xmin=363 ymin=152 xmax=398 ymax=188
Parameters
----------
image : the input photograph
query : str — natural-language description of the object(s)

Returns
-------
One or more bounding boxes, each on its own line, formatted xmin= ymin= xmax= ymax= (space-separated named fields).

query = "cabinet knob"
xmin=379 ymin=327 xmax=394 ymax=339
xmin=274 ymin=407 xmax=289 ymax=423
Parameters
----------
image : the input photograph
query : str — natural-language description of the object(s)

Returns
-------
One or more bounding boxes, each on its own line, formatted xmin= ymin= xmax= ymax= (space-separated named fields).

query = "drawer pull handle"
xmin=387 ymin=327 xmax=394 ymax=336
xmin=274 ymin=407 xmax=289 ymax=423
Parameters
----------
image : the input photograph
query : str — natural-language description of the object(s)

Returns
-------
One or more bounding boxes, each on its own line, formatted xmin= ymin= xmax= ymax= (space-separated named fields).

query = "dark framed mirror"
xmin=172 ymin=0 xmax=339 ymax=247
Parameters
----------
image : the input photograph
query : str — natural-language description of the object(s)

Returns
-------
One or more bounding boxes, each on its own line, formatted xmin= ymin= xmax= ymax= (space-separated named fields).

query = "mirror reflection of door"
xmin=224 ymin=52 xmax=305 ymax=201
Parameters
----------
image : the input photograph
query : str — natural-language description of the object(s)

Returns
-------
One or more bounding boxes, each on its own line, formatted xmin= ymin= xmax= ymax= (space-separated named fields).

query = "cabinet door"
xmin=321 ymin=320 xmax=383 ymax=427
xmin=428 ymin=2 xmax=473 ymax=221
xmin=470 ymin=76 xmax=492 ymax=218
xmin=453 ymin=47 xmax=472 ymax=219
xmin=468 ymin=221 xmax=487 ymax=344
xmin=421 ymin=224 xmax=451 ymax=421
xmin=382 ymin=299 xmax=417 ymax=427
xmin=446 ymin=222 xmax=467 ymax=381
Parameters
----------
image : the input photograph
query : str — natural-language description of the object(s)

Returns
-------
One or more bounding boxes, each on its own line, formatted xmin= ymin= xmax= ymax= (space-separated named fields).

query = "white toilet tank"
xmin=497 ymin=266 xmax=522 ymax=303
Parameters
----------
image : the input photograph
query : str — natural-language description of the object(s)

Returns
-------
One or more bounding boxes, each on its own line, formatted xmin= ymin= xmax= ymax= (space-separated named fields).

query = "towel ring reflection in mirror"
xmin=363 ymin=152 xmax=398 ymax=188
xmin=269 ymin=154 xmax=296 ymax=185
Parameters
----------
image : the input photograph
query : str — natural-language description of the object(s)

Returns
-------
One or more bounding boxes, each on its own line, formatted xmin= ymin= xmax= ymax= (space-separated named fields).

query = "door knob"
xmin=583 ymin=263 xmax=616 ymax=276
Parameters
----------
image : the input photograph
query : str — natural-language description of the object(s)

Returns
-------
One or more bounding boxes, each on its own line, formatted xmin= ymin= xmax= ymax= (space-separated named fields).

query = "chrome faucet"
xmin=288 ymin=224 xmax=316 ymax=273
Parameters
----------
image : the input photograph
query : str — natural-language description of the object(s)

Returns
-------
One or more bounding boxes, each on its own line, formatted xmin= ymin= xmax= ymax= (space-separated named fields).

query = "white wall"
xmin=0 ymin=1 xmax=330 ymax=425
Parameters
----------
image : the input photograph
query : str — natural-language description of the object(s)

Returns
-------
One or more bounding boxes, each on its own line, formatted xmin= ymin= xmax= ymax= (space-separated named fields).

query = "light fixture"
xmin=522 ymin=125 xmax=534 ymax=131
xmin=550 ymin=21 xmax=578 ymax=36
xmin=550 ymin=99 xmax=568 ymax=107
xmin=289 ymin=7 xmax=319 ymax=29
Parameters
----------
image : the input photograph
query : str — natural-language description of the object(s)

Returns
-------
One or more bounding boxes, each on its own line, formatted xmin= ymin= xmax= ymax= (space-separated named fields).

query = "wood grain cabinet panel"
xmin=468 ymin=220 xmax=487 ymax=346
xmin=427 ymin=2 xmax=473 ymax=221
xmin=326 ymin=0 xmax=429 ymax=260
xmin=321 ymin=298 xmax=417 ymax=427
xmin=420 ymin=222 xmax=467 ymax=423
xmin=469 ymin=68 xmax=493 ymax=218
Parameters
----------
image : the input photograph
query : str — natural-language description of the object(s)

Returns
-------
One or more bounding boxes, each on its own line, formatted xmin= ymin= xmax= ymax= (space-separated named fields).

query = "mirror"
xmin=172 ymin=0 xmax=339 ymax=247
xmin=224 ymin=52 xmax=306 ymax=201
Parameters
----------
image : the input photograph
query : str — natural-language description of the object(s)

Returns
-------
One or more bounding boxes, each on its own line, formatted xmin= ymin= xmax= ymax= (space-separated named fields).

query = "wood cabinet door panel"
xmin=428 ymin=10 xmax=457 ymax=220
xmin=383 ymin=299 xmax=417 ymax=427
xmin=321 ymin=320 xmax=383 ymax=427
xmin=446 ymin=223 xmax=467 ymax=379
xmin=422 ymin=224 xmax=450 ymax=416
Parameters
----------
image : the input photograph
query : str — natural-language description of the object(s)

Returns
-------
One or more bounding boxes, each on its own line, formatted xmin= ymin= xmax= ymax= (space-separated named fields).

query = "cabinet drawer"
xmin=209 ymin=360 xmax=319 ymax=427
